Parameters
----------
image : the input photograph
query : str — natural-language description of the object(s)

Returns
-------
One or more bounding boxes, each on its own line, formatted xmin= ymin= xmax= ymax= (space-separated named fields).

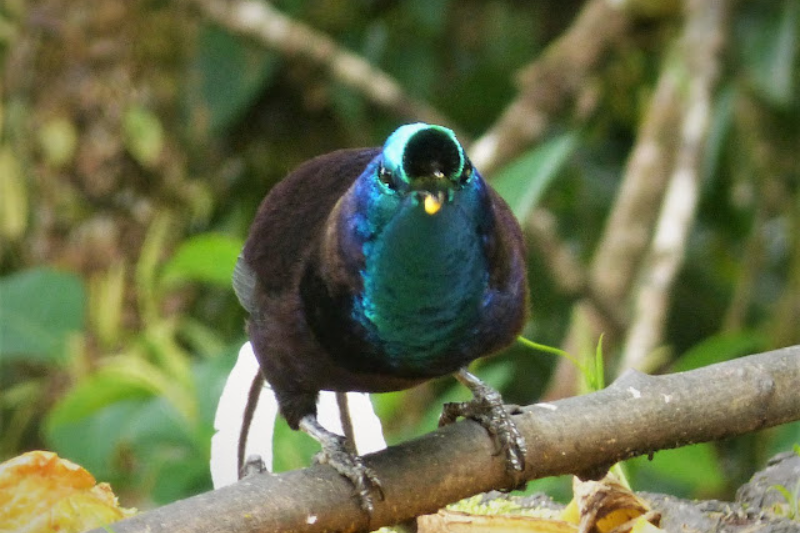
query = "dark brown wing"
xmin=235 ymin=148 xmax=380 ymax=300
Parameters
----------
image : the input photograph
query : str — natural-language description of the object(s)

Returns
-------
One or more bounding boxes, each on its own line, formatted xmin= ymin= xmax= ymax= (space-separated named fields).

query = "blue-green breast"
xmin=351 ymin=175 xmax=492 ymax=374
xmin=298 ymin=124 xmax=524 ymax=384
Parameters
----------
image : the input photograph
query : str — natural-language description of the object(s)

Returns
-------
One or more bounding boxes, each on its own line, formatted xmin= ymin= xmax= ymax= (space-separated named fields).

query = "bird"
xmin=233 ymin=122 xmax=529 ymax=512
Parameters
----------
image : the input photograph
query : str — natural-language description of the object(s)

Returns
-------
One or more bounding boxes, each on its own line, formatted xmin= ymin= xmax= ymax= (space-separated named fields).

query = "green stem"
xmin=516 ymin=335 xmax=588 ymax=383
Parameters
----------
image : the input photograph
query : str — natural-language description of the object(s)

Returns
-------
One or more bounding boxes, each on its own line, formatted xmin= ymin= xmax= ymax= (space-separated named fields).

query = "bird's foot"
xmin=300 ymin=415 xmax=384 ymax=513
xmin=313 ymin=437 xmax=384 ymax=513
xmin=239 ymin=454 xmax=268 ymax=478
xmin=439 ymin=368 xmax=527 ymax=475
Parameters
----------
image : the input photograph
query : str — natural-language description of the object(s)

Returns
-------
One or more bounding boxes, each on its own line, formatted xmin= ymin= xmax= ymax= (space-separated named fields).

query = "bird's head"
xmin=376 ymin=123 xmax=474 ymax=215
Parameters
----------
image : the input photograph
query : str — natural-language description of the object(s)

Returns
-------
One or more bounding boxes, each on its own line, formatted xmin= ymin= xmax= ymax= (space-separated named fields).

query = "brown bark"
xmin=547 ymin=0 xmax=732 ymax=399
xmin=621 ymin=0 xmax=729 ymax=371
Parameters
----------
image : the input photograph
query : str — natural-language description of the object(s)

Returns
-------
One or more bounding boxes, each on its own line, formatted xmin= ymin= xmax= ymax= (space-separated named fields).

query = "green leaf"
xmin=149 ymin=454 xmax=212 ymax=504
xmin=592 ymin=334 xmax=606 ymax=391
xmin=45 ymin=395 xmax=197 ymax=491
xmin=491 ymin=132 xmax=578 ymax=222
xmin=123 ymin=106 xmax=164 ymax=168
xmin=192 ymin=347 xmax=238 ymax=429
xmin=671 ymin=331 xmax=764 ymax=373
xmin=0 ymin=145 xmax=28 ymax=241
xmin=136 ymin=212 xmax=173 ymax=324
xmin=408 ymin=0 xmax=450 ymax=33
xmin=123 ymin=396 xmax=212 ymax=502
xmin=739 ymin=0 xmax=798 ymax=108
xmin=272 ymin=416 xmax=320 ymax=473
xmin=629 ymin=443 xmax=725 ymax=497
xmin=187 ymin=25 xmax=278 ymax=135
xmin=45 ymin=367 xmax=160 ymax=430
xmin=160 ymin=233 xmax=243 ymax=288
xmin=45 ymin=399 xmax=149 ymax=482
xmin=765 ymin=421 xmax=800 ymax=459
xmin=701 ymin=84 xmax=736 ymax=185
xmin=38 ymin=117 xmax=78 ymax=168
xmin=769 ymin=484 xmax=796 ymax=516
xmin=0 ymin=268 xmax=85 ymax=365
xmin=0 ymin=378 xmax=46 ymax=455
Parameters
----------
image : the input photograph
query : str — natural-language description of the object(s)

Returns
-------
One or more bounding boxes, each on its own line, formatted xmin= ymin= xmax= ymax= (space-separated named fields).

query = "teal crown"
xmin=381 ymin=123 xmax=466 ymax=186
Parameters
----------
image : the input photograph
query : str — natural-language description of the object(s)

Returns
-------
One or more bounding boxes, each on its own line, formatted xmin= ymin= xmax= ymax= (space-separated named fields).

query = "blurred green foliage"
xmin=1 ymin=0 xmax=800 ymax=512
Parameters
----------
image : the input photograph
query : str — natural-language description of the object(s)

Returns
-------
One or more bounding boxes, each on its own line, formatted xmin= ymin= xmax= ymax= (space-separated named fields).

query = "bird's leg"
xmin=335 ymin=391 xmax=357 ymax=454
xmin=299 ymin=414 xmax=384 ymax=513
xmin=439 ymin=368 xmax=527 ymax=474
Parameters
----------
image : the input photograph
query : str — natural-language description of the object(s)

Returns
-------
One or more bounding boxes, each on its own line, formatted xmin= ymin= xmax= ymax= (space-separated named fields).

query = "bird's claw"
xmin=439 ymin=372 xmax=527 ymax=475
xmin=239 ymin=454 xmax=268 ymax=478
xmin=315 ymin=434 xmax=384 ymax=513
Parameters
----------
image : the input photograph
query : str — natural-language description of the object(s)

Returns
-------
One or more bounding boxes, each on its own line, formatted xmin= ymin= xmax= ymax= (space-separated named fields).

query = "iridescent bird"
xmin=234 ymin=123 xmax=528 ymax=511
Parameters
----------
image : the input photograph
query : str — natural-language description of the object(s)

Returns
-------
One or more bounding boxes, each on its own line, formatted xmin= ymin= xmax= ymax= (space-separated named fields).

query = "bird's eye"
xmin=459 ymin=161 xmax=474 ymax=185
xmin=378 ymin=164 xmax=396 ymax=191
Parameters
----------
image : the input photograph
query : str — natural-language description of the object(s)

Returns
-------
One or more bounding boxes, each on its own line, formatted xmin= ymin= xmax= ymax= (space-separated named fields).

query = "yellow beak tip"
xmin=424 ymin=195 xmax=442 ymax=215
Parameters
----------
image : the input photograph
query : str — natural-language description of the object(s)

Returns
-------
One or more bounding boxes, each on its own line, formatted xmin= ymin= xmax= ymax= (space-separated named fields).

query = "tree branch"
xmin=620 ymin=0 xmax=729 ymax=371
xmin=545 ymin=53 xmax=686 ymax=397
xmin=183 ymin=0 xmax=461 ymax=134
xmin=470 ymin=0 xmax=631 ymax=174
xmin=469 ymin=0 xmax=638 ymax=343
xmin=547 ymin=0 xmax=729 ymax=398
xmin=90 ymin=345 xmax=800 ymax=533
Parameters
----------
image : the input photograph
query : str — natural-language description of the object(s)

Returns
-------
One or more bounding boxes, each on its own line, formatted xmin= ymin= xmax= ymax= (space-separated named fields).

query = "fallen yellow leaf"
xmin=0 ymin=450 xmax=135 ymax=533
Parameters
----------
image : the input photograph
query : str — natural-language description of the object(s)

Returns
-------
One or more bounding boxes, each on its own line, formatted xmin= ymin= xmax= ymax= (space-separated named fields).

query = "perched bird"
xmin=233 ymin=123 xmax=529 ymax=511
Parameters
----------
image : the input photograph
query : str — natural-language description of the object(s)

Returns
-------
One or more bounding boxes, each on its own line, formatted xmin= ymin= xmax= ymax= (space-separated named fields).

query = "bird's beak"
xmin=423 ymin=192 xmax=443 ymax=215
xmin=415 ymin=170 xmax=449 ymax=215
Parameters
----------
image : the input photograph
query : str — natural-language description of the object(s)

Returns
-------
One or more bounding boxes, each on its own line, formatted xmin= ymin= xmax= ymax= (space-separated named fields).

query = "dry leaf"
xmin=418 ymin=509 xmax=577 ymax=533
xmin=570 ymin=474 xmax=663 ymax=533
xmin=0 ymin=450 xmax=135 ymax=533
